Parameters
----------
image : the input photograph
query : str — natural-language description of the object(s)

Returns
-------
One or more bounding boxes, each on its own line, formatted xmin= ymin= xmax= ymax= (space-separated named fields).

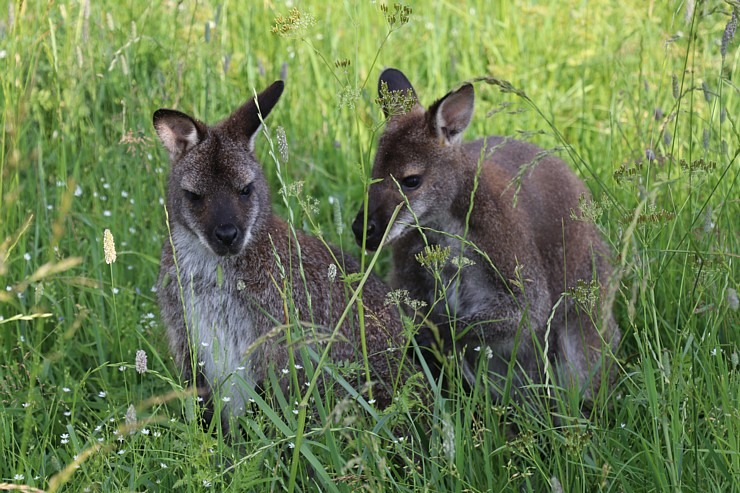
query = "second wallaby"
xmin=352 ymin=69 xmax=620 ymax=400
xmin=154 ymin=81 xmax=412 ymax=431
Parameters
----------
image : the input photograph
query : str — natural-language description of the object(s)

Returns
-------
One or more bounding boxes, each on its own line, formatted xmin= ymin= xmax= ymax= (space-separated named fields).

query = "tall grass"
xmin=1 ymin=0 xmax=737 ymax=491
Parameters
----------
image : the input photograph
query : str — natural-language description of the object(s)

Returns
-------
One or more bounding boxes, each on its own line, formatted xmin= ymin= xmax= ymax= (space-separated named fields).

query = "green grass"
xmin=1 ymin=0 xmax=738 ymax=491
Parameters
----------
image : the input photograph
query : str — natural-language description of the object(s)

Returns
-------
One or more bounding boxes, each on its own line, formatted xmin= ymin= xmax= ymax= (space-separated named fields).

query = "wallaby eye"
xmin=183 ymin=189 xmax=202 ymax=202
xmin=401 ymin=175 xmax=422 ymax=191
xmin=240 ymin=183 xmax=253 ymax=197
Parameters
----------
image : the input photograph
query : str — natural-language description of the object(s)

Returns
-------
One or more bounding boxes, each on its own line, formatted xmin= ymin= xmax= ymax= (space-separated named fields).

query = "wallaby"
xmin=352 ymin=68 xmax=620 ymax=401
xmin=154 ymin=80 xmax=411 ymax=431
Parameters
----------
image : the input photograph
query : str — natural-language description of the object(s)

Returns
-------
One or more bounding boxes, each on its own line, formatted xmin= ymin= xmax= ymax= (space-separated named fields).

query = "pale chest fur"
xmin=171 ymin=229 xmax=257 ymax=415
xmin=426 ymin=222 xmax=495 ymax=321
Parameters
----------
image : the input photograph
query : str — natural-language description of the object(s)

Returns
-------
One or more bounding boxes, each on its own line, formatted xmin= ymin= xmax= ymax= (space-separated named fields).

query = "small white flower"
xmin=236 ymin=366 xmax=246 ymax=371
xmin=95 ymin=425 xmax=102 ymax=432
xmin=292 ymin=409 xmax=299 ymax=415
xmin=473 ymin=346 xmax=481 ymax=352
xmin=281 ymin=368 xmax=289 ymax=375
xmin=141 ymin=428 xmax=150 ymax=435
xmin=98 ymin=391 xmax=107 ymax=398
xmin=294 ymin=364 xmax=303 ymax=370
xmin=160 ymin=462 xmax=168 ymax=469
xmin=201 ymin=341 xmax=209 ymax=347
xmin=112 ymin=287 xmax=119 ymax=294
xmin=621 ymin=423 xmax=626 ymax=429
xmin=22 ymin=402 xmax=31 ymax=408
xmin=202 ymin=479 xmax=211 ymax=487
xmin=121 ymin=191 xmax=128 ymax=198
xmin=154 ymin=431 xmax=162 ymax=437
xmin=23 ymin=253 xmax=31 ymax=261
xmin=74 ymin=185 xmax=83 ymax=197
xmin=64 ymin=411 xmax=71 ymax=416
xmin=222 ymin=396 xmax=231 ymax=403
xmin=62 ymin=387 xmax=71 ymax=393
xmin=288 ymin=442 xmax=295 ymax=449
xmin=711 ymin=348 xmax=718 ymax=356
xmin=119 ymin=365 xmax=126 ymax=372
xmin=103 ymin=210 xmax=111 ymax=217
xmin=135 ymin=349 xmax=148 ymax=374
xmin=118 ymin=449 xmax=125 ymax=455
xmin=14 ymin=474 xmax=24 ymax=481
xmin=103 ymin=182 xmax=110 ymax=189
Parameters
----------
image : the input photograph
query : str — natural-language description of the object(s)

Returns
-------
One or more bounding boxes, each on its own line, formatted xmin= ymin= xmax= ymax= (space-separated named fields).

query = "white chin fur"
xmin=383 ymin=211 xmax=415 ymax=246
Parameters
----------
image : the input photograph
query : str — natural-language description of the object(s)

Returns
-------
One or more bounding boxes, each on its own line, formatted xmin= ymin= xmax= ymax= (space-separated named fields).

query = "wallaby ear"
xmin=153 ymin=109 xmax=207 ymax=159
xmin=223 ymin=80 xmax=285 ymax=150
xmin=377 ymin=68 xmax=420 ymax=118
xmin=427 ymin=83 xmax=475 ymax=145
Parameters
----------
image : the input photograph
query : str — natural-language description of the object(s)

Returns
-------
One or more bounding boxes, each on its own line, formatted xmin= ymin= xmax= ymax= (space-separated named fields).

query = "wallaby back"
xmin=154 ymin=81 xmax=411 ymax=430
xmin=352 ymin=68 xmax=620 ymax=400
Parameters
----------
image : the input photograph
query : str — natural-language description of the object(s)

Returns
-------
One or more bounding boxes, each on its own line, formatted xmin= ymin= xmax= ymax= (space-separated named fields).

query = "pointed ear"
xmin=223 ymin=80 xmax=285 ymax=150
xmin=377 ymin=68 xmax=420 ymax=118
xmin=153 ymin=109 xmax=206 ymax=159
xmin=427 ymin=83 xmax=475 ymax=145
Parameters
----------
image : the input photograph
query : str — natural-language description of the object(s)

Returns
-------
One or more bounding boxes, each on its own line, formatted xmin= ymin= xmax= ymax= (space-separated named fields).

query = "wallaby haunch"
xmin=352 ymin=69 xmax=620 ymax=400
xmin=154 ymin=81 xmax=410 ymax=430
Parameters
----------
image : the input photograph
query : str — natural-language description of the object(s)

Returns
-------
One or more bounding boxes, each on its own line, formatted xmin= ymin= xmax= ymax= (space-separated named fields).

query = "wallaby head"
xmin=153 ymin=81 xmax=284 ymax=257
xmin=352 ymin=68 xmax=477 ymax=251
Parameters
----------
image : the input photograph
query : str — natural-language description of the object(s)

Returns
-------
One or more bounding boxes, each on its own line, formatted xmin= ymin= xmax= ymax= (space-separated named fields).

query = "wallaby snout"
xmin=352 ymin=207 xmax=381 ymax=251
xmin=213 ymin=223 xmax=239 ymax=247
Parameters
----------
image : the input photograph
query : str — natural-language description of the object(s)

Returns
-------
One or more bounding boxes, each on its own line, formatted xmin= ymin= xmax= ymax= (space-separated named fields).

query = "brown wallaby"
xmin=352 ymin=68 xmax=620 ymax=401
xmin=153 ymin=81 xmax=411 ymax=431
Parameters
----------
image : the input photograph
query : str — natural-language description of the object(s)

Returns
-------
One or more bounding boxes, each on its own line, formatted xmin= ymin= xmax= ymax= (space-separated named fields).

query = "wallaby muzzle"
xmin=352 ymin=206 xmax=386 ymax=252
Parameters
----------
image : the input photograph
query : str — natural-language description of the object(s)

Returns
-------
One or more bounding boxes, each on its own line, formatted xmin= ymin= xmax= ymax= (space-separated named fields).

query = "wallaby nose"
xmin=351 ymin=212 xmax=379 ymax=250
xmin=214 ymin=224 xmax=238 ymax=246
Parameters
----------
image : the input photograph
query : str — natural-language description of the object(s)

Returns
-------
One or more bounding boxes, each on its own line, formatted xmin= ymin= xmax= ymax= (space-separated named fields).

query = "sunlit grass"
xmin=1 ymin=0 xmax=737 ymax=491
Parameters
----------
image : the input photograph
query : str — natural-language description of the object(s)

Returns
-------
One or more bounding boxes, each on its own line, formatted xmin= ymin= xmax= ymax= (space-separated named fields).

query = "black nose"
xmin=352 ymin=212 xmax=381 ymax=251
xmin=352 ymin=213 xmax=374 ymax=244
xmin=214 ymin=224 xmax=238 ymax=246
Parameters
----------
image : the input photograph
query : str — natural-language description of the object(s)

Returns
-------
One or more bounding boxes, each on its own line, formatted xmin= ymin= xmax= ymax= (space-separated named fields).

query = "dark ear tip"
xmin=152 ymin=109 xmax=170 ymax=126
xmin=269 ymin=80 xmax=285 ymax=96
xmin=380 ymin=67 xmax=404 ymax=78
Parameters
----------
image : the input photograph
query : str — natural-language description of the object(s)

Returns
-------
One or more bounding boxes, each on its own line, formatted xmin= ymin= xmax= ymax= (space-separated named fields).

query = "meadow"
xmin=1 ymin=0 xmax=738 ymax=491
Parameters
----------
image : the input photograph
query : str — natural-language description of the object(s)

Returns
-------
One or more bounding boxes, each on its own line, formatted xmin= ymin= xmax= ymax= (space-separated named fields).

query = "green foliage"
xmin=1 ymin=0 xmax=737 ymax=491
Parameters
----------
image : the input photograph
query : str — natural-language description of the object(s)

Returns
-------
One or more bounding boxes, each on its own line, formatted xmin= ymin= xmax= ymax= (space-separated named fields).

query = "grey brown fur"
xmin=352 ymin=69 xmax=620 ymax=399
xmin=154 ymin=81 xmax=409 ymax=429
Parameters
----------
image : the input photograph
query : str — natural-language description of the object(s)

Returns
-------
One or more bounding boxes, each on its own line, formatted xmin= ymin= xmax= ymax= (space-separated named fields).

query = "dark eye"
xmin=401 ymin=175 xmax=421 ymax=191
xmin=240 ymin=183 xmax=253 ymax=197
xmin=183 ymin=189 xmax=202 ymax=202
